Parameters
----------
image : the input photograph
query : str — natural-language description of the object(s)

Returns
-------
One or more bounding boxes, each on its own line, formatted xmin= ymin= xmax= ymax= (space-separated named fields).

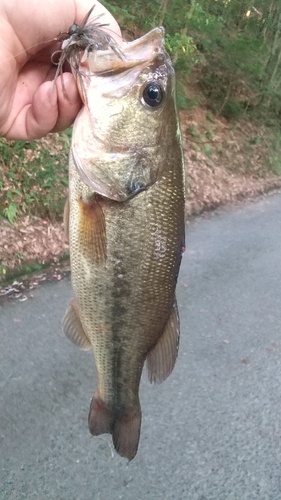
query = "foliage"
xmin=101 ymin=0 xmax=281 ymax=117
xmin=1 ymin=1 xmax=281 ymax=228
xmin=268 ymin=130 xmax=281 ymax=174
xmin=0 ymin=133 xmax=70 ymax=223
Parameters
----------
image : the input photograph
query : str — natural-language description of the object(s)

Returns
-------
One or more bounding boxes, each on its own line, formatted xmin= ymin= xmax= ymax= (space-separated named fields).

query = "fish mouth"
xmin=84 ymin=27 xmax=166 ymax=74
xmin=70 ymin=26 xmax=171 ymax=202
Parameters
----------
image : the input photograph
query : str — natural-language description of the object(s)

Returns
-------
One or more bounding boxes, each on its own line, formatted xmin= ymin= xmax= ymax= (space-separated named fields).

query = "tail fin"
xmin=88 ymin=392 xmax=141 ymax=461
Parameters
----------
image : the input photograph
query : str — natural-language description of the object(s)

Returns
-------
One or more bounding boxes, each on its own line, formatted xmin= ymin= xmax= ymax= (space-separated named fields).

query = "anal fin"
xmin=146 ymin=300 xmax=180 ymax=384
xmin=62 ymin=299 xmax=91 ymax=350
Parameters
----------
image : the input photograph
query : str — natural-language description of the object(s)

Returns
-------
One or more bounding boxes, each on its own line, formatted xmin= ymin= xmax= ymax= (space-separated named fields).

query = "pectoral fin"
xmin=79 ymin=197 xmax=107 ymax=263
xmin=62 ymin=299 xmax=91 ymax=350
xmin=146 ymin=301 xmax=180 ymax=384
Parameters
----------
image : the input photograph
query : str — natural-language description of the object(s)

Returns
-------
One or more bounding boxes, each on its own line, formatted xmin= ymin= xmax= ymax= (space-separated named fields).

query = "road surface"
xmin=0 ymin=192 xmax=281 ymax=500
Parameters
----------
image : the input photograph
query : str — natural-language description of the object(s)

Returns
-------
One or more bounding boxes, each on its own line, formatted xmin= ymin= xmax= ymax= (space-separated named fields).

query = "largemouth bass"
xmin=61 ymin=10 xmax=185 ymax=461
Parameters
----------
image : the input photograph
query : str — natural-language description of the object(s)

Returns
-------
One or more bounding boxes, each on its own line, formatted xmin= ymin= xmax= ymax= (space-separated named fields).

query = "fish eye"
xmin=68 ymin=24 xmax=79 ymax=36
xmin=142 ymin=83 xmax=163 ymax=108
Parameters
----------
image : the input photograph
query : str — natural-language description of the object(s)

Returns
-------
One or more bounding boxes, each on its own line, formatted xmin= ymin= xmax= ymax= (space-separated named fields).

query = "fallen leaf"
xmin=19 ymin=296 xmax=28 ymax=302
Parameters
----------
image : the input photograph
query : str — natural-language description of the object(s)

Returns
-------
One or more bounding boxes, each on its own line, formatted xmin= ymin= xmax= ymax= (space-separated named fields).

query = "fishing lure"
xmin=53 ymin=4 xmax=123 ymax=88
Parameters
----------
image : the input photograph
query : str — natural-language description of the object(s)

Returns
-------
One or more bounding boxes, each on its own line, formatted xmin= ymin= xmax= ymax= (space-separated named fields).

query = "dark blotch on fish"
xmin=125 ymin=181 xmax=146 ymax=197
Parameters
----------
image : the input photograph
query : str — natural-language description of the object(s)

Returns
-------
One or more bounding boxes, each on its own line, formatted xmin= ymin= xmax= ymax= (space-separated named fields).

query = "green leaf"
xmin=3 ymin=202 xmax=18 ymax=223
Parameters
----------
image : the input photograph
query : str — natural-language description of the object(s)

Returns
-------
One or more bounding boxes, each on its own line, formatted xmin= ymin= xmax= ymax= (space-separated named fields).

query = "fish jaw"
xmin=79 ymin=27 xmax=166 ymax=76
xmin=71 ymin=27 xmax=178 ymax=202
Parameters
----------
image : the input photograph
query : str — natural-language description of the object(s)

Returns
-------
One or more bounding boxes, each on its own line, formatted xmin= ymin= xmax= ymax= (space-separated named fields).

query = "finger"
xmin=4 ymin=74 xmax=82 ymax=140
xmin=51 ymin=73 xmax=82 ymax=133
xmin=4 ymin=80 xmax=59 ymax=140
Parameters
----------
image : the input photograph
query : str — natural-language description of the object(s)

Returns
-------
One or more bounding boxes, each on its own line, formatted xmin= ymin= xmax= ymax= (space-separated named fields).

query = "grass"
xmin=0 ymin=131 xmax=71 ymax=223
xmin=268 ymin=131 xmax=281 ymax=175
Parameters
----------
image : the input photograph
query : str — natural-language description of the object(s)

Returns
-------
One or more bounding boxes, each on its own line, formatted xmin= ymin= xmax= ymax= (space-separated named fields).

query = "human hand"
xmin=0 ymin=0 xmax=121 ymax=140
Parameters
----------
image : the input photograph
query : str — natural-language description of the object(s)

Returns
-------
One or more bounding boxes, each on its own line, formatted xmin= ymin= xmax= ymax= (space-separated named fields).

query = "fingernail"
xmin=48 ymin=82 xmax=58 ymax=107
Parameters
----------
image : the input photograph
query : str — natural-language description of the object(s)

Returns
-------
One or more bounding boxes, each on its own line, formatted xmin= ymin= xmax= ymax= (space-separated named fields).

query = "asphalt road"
xmin=0 ymin=192 xmax=281 ymax=500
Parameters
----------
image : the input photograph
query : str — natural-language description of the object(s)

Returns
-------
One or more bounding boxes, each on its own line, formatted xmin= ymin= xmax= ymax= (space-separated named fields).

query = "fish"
xmin=61 ymin=9 xmax=185 ymax=461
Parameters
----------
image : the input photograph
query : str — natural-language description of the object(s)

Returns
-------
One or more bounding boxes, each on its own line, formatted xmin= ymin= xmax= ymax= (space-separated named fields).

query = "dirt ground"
xmin=1 ymin=108 xmax=281 ymax=284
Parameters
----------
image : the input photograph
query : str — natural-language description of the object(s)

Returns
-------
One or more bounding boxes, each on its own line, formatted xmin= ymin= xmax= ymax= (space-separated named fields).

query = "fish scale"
xmin=62 ymin=21 xmax=185 ymax=460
